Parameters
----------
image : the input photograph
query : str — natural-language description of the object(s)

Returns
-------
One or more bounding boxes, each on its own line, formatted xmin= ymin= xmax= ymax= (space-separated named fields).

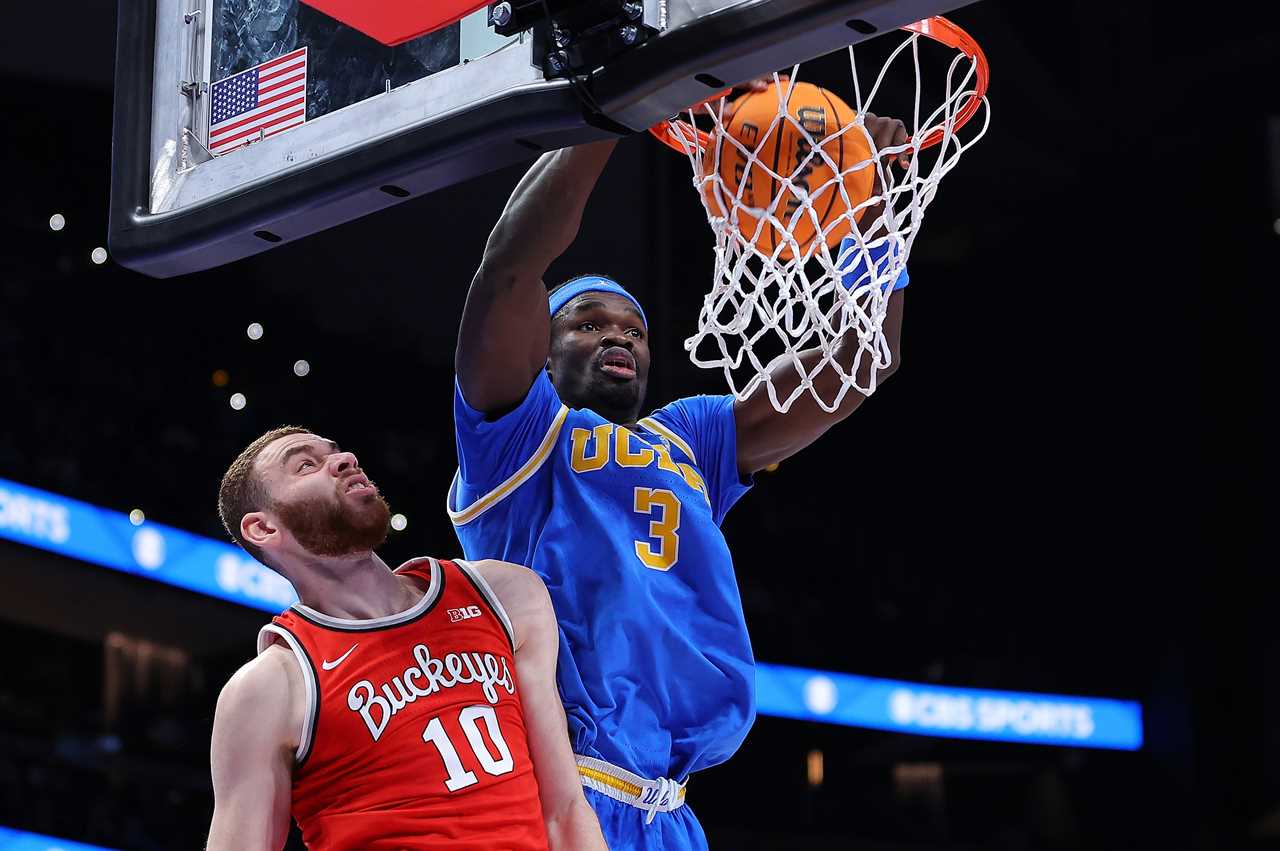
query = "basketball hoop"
xmin=651 ymin=16 xmax=991 ymax=413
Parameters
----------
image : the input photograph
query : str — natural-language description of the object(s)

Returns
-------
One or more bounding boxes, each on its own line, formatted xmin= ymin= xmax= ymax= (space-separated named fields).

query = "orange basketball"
xmin=704 ymin=81 xmax=875 ymax=260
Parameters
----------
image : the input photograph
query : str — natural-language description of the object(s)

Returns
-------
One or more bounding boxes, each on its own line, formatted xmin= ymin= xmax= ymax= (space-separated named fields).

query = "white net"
xmin=662 ymin=19 xmax=990 ymax=413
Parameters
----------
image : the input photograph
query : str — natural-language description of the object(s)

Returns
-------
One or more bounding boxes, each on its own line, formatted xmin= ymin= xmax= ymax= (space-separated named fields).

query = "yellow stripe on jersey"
xmin=638 ymin=417 xmax=697 ymax=465
xmin=448 ymin=404 xmax=570 ymax=526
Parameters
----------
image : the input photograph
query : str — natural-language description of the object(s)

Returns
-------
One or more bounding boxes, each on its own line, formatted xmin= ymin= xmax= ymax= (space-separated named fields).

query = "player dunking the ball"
xmin=450 ymin=110 xmax=910 ymax=848
xmin=206 ymin=427 xmax=607 ymax=850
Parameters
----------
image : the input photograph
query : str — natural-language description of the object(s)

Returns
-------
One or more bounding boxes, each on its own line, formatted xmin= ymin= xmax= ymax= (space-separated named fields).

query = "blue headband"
xmin=548 ymin=276 xmax=647 ymax=328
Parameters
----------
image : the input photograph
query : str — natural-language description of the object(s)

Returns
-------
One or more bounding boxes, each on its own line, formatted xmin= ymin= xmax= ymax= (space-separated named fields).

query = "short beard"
xmin=553 ymin=370 xmax=645 ymax=425
xmin=274 ymin=489 xmax=391 ymax=558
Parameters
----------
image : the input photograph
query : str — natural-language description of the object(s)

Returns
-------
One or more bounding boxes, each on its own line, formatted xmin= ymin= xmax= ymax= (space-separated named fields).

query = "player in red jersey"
xmin=206 ymin=426 xmax=608 ymax=851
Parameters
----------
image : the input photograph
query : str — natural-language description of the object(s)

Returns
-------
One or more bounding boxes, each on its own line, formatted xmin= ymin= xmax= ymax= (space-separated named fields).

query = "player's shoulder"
xmin=216 ymin=644 xmax=300 ymax=723
xmin=457 ymin=367 xmax=562 ymax=424
xmin=649 ymin=391 xmax=733 ymax=426
xmin=643 ymin=392 xmax=735 ymax=455
xmin=211 ymin=644 xmax=303 ymax=759
xmin=463 ymin=559 xmax=548 ymax=602
xmin=461 ymin=559 xmax=552 ymax=643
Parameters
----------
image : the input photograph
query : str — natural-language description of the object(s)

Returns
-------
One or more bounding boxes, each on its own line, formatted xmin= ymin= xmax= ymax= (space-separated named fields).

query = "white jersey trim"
xmin=448 ymin=404 xmax=570 ymax=527
xmin=256 ymin=624 xmax=318 ymax=765
xmin=454 ymin=559 xmax=517 ymax=650
xmin=289 ymin=558 xmax=442 ymax=630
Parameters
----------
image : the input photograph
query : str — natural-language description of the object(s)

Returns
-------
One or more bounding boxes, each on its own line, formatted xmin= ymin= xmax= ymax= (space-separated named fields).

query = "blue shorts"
xmin=584 ymin=787 xmax=709 ymax=851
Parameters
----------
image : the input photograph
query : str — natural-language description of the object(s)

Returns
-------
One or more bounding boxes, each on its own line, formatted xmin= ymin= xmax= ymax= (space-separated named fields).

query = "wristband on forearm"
xmin=836 ymin=235 xmax=910 ymax=292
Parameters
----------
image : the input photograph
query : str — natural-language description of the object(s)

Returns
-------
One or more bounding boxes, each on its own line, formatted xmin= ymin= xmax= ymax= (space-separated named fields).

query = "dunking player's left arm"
xmin=473 ymin=560 xmax=610 ymax=851
xmin=733 ymin=114 xmax=910 ymax=476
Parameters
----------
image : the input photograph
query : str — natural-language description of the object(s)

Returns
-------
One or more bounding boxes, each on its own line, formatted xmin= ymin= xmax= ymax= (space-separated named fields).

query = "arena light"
xmin=229 ymin=392 xmax=247 ymax=411
xmin=0 ymin=476 xmax=1145 ymax=750
xmin=0 ymin=824 xmax=116 ymax=850
xmin=390 ymin=513 xmax=408 ymax=531
xmin=90 ymin=247 xmax=108 ymax=265
xmin=128 ymin=508 xmax=145 ymax=526
xmin=246 ymin=322 xmax=264 ymax=341
xmin=48 ymin=213 xmax=66 ymax=231
xmin=293 ymin=359 xmax=311 ymax=377
xmin=806 ymin=749 xmax=824 ymax=788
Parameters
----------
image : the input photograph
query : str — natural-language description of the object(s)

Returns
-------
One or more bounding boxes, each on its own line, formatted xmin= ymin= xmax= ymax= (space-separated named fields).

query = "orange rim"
xmin=648 ymin=88 xmax=731 ymax=153
xmin=648 ymin=15 xmax=989 ymax=154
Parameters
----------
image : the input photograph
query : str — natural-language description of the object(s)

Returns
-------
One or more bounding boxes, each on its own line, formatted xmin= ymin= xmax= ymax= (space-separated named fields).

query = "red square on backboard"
xmin=300 ymin=0 xmax=489 ymax=46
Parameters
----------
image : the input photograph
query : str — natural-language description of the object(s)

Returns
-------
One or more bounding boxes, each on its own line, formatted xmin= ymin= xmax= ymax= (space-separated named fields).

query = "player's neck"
xmin=287 ymin=551 xmax=423 ymax=621
xmin=589 ymin=403 xmax=641 ymax=428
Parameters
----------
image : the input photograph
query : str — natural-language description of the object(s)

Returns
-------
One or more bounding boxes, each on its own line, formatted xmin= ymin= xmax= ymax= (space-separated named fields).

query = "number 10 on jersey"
xmin=421 ymin=705 xmax=515 ymax=791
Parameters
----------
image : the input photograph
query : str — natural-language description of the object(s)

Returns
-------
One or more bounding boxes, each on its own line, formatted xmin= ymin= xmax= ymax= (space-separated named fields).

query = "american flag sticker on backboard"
xmin=208 ymin=47 xmax=308 ymax=156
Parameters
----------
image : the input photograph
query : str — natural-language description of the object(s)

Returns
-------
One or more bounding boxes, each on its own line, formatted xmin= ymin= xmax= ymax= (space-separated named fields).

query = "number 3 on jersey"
xmin=633 ymin=487 xmax=680 ymax=571
xmin=422 ymin=705 xmax=515 ymax=792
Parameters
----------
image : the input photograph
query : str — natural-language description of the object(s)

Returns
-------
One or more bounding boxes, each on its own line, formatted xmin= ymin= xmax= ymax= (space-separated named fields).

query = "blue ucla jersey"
xmin=449 ymin=371 xmax=755 ymax=781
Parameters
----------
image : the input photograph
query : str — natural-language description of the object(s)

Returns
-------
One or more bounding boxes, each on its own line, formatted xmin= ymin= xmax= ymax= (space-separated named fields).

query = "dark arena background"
xmin=0 ymin=1 xmax=1274 ymax=849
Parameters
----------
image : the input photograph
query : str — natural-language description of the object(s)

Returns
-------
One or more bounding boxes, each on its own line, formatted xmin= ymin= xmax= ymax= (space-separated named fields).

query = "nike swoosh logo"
xmin=321 ymin=644 xmax=358 ymax=671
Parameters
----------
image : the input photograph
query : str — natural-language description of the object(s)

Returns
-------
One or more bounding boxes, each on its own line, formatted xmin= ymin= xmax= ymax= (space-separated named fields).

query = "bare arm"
xmin=474 ymin=560 xmax=608 ymax=851
xmin=207 ymin=647 xmax=300 ymax=851
xmin=734 ymin=113 xmax=910 ymax=475
xmin=456 ymin=140 xmax=619 ymax=414
xmin=734 ymin=292 xmax=904 ymax=474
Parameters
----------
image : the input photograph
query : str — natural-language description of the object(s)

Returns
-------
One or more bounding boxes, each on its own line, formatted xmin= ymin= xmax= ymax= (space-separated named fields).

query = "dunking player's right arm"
xmin=207 ymin=648 xmax=299 ymax=851
xmin=732 ymin=114 xmax=911 ymax=475
xmin=456 ymin=140 xmax=619 ymax=414
xmin=474 ymin=560 xmax=609 ymax=851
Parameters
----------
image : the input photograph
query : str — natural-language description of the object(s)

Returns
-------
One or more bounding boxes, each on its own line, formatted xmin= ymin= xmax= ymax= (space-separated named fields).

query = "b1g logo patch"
xmin=447 ymin=605 xmax=483 ymax=623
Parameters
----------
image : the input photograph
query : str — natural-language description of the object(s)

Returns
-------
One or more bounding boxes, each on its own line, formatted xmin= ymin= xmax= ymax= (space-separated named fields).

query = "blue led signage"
xmin=0 ymin=477 xmax=1142 ymax=749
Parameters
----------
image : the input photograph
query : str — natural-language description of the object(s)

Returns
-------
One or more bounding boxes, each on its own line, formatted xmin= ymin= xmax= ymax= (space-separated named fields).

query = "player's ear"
xmin=241 ymin=512 xmax=278 ymax=551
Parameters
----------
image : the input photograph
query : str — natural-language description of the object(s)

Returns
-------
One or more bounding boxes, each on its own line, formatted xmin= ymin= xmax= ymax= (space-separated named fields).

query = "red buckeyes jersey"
xmin=257 ymin=557 xmax=549 ymax=850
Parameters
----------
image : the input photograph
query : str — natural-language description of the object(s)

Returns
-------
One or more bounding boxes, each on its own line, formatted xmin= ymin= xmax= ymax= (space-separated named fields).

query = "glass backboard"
xmin=110 ymin=0 xmax=977 ymax=277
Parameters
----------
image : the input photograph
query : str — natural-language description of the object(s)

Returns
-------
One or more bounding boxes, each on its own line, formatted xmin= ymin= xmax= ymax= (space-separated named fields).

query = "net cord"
xmin=669 ymin=26 xmax=990 ymax=412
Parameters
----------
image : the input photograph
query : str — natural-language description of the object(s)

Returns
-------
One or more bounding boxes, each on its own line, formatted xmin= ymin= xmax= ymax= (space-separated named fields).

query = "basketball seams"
xmin=769 ymin=95 xmax=787 ymax=256
xmin=716 ymin=82 xmax=872 ymax=261
xmin=722 ymin=88 xmax=767 ymax=244
xmin=817 ymin=88 xmax=846 ymax=246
